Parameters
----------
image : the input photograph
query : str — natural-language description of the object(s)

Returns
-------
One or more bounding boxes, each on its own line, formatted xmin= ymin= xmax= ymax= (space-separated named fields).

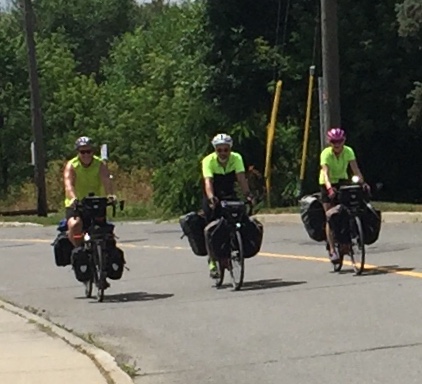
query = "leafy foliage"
xmin=1 ymin=0 xmax=422 ymax=213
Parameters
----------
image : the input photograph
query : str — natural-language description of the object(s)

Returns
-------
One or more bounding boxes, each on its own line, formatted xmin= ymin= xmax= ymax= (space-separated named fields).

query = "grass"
xmin=1 ymin=200 xmax=422 ymax=226
xmin=257 ymin=201 xmax=422 ymax=214
xmin=32 ymin=321 xmax=58 ymax=338
xmin=74 ymin=332 xmax=141 ymax=378
xmin=119 ymin=362 xmax=142 ymax=378
xmin=1 ymin=160 xmax=422 ymax=225
xmin=0 ymin=202 xmax=167 ymax=226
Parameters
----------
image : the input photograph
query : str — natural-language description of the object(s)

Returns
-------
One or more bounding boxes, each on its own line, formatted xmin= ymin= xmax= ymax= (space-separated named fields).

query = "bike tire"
xmin=327 ymin=241 xmax=343 ymax=272
xmin=351 ymin=216 xmax=365 ymax=275
xmin=230 ymin=231 xmax=245 ymax=291
xmin=333 ymin=246 xmax=344 ymax=272
xmin=85 ymin=278 xmax=93 ymax=298
xmin=96 ymin=245 xmax=105 ymax=302
xmin=215 ymin=260 xmax=225 ymax=288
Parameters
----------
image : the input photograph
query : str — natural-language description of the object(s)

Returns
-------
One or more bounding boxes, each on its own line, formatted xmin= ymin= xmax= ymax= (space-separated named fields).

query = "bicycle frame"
xmin=330 ymin=183 xmax=368 ymax=274
xmin=337 ymin=183 xmax=368 ymax=221
xmin=73 ymin=195 xmax=122 ymax=300
xmin=213 ymin=200 xmax=254 ymax=290
xmin=220 ymin=200 xmax=249 ymax=232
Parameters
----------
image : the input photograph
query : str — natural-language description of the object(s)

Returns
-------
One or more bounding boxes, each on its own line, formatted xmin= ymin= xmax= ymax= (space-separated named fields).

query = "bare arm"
xmin=100 ymin=162 xmax=114 ymax=196
xmin=349 ymin=160 xmax=364 ymax=181
xmin=204 ymin=177 xmax=214 ymax=200
xmin=236 ymin=172 xmax=251 ymax=197
xmin=321 ymin=164 xmax=332 ymax=190
xmin=64 ymin=162 xmax=77 ymax=201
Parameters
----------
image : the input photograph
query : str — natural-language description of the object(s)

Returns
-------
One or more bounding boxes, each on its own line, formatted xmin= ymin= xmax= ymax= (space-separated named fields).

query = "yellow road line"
xmin=259 ymin=251 xmax=422 ymax=279
xmin=1 ymin=238 xmax=421 ymax=279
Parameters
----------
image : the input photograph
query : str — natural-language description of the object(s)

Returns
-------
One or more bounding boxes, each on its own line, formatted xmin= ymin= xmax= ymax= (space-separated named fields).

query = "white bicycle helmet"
xmin=75 ymin=136 xmax=93 ymax=150
xmin=211 ymin=133 xmax=233 ymax=148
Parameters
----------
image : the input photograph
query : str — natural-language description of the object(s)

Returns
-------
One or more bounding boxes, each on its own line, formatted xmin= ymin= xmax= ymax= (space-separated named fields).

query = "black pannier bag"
xmin=240 ymin=217 xmax=264 ymax=258
xmin=179 ymin=212 xmax=207 ymax=256
xmin=52 ymin=232 xmax=73 ymax=267
xmin=71 ymin=247 xmax=91 ymax=282
xmin=361 ymin=204 xmax=382 ymax=245
xmin=326 ymin=204 xmax=351 ymax=244
xmin=204 ymin=218 xmax=231 ymax=260
xmin=107 ymin=247 xmax=125 ymax=280
xmin=299 ymin=194 xmax=326 ymax=242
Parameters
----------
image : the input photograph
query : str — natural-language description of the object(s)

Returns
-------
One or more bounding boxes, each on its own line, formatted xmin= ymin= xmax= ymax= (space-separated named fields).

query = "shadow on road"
xmin=235 ymin=279 xmax=307 ymax=291
xmin=118 ymin=239 xmax=148 ymax=244
xmin=78 ymin=291 xmax=174 ymax=303
xmin=339 ymin=265 xmax=415 ymax=276
xmin=363 ymin=265 xmax=415 ymax=276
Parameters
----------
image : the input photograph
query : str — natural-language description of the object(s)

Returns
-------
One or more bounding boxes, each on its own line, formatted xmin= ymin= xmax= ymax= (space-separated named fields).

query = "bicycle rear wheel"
xmin=229 ymin=231 xmax=245 ymax=291
xmin=350 ymin=216 xmax=365 ymax=275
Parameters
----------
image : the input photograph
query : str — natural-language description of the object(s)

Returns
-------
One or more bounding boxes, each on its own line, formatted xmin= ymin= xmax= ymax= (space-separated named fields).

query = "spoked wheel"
xmin=350 ymin=216 xmax=365 ymax=275
xmin=96 ymin=245 xmax=105 ymax=302
xmin=84 ymin=277 xmax=93 ymax=298
xmin=229 ymin=231 xmax=245 ymax=291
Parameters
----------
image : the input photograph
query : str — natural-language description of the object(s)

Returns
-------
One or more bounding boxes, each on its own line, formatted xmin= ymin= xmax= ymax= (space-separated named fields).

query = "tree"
xmin=396 ymin=0 xmax=422 ymax=126
xmin=0 ymin=12 xmax=31 ymax=194
xmin=33 ymin=0 xmax=140 ymax=78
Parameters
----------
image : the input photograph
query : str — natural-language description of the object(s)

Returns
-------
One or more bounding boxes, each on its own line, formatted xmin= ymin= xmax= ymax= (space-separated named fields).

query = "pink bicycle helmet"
xmin=327 ymin=128 xmax=345 ymax=142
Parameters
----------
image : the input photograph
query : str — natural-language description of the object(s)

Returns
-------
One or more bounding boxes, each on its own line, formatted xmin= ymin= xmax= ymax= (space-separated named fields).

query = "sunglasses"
xmin=216 ymin=148 xmax=230 ymax=154
xmin=79 ymin=150 xmax=93 ymax=155
xmin=330 ymin=139 xmax=344 ymax=145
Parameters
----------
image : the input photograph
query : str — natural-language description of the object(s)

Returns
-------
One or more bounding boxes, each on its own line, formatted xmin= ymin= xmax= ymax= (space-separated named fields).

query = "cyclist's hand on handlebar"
xmin=327 ymin=187 xmax=336 ymax=200
xmin=246 ymin=194 xmax=256 ymax=206
xmin=208 ymin=196 xmax=219 ymax=209
xmin=70 ymin=197 xmax=79 ymax=210
xmin=362 ymin=182 xmax=371 ymax=193
xmin=107 ymin=194 xmax=117 ymax=204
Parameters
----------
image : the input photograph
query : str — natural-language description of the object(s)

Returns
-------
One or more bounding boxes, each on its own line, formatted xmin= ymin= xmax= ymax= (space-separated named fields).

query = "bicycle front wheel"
xmin=351 ymin=216 xmax=365 ymax=275
xmin=215 ymin=259 xmax=225 ymax=288
xmin=84 ymin=277 xmax=93 ymax=298
xmin=96 ymin=245 xmax=105 ymax=302
xmin=229 ymin=231 xmax=245 ymax=291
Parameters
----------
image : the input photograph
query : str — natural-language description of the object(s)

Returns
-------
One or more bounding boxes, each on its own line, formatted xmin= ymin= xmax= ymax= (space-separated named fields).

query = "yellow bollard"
xmin=264 ymin=80 xmax=283 ymax=207
xmin=298 ymin=65 xmax=315 ymax=197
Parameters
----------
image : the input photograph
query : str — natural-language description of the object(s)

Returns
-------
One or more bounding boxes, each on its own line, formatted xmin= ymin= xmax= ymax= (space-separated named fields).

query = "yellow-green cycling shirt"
xmin=202 ymin=152 xmax=245 ymax=198
xmin=64 ymin=155 xmax=105 ymax=207
xmin=319 ymin=145 xmax=356 ymax=185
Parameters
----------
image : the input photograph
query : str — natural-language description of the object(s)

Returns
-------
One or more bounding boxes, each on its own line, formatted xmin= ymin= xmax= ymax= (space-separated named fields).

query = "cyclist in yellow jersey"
xmin=63 ymin=137 xmax=116 ymax=247
xmin=319 ymin=128 xmax=369 ymax=263
xmin=201 ymin=133 xmax=254 ymax=277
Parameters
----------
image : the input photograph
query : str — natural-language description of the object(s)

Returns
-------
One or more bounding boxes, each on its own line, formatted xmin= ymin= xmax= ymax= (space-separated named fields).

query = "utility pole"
xmin=21 ymin=0 xmax=48 ymax=216
xmin=320 ymin=0 xmax=341 ymax=129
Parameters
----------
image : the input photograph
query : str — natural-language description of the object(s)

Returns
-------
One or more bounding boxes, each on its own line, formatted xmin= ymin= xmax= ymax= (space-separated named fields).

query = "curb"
xmin=0 ymin=222 xmax=42 ymax=227
xmin=0 ymin=299 xmax=134 ymax=384
xmin=254 ymin=212 xmax=422 ymax=224
xmin=2 ymin=212 xmax=422 ymax=227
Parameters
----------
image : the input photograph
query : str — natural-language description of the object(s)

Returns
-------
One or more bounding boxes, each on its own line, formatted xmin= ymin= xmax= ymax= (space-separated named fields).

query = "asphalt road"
xmin=1 ymin=220 xmax=422 ymax=384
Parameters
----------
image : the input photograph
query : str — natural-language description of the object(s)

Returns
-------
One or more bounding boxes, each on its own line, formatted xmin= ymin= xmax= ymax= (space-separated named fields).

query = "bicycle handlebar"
xmin=336 ymin=183 xmax=372 ymax=199
xmin=219 ymin=199 xmax=254 ymax=216
xmin=72 ymin=196 xmax=125 ymax=219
